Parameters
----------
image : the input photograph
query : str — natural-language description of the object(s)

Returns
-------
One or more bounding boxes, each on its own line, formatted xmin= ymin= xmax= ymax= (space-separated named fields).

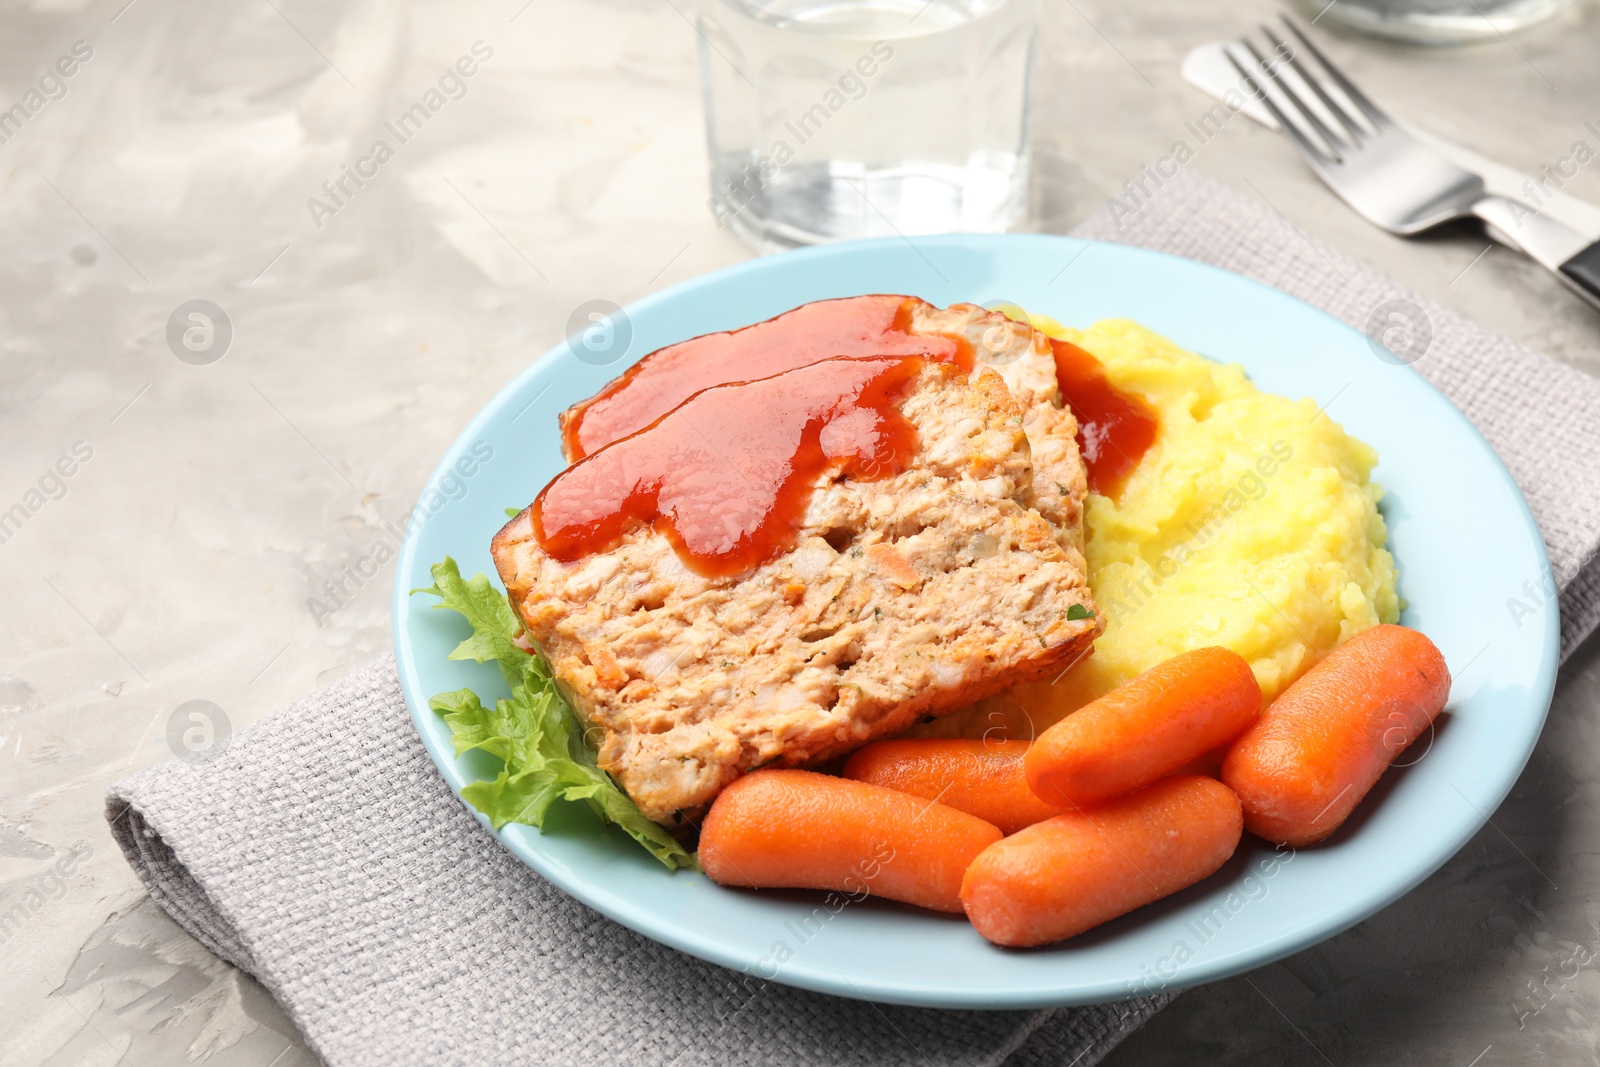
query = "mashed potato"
xmin=934 ymin=318 xmax=1400 ymax=739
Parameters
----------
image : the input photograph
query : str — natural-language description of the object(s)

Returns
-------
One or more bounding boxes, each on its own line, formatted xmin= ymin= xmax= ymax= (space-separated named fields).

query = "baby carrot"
xmin=1221 ymin=624 xmax=1451 ymax=848
xmin=1025 ymin=647 xmax=1261 ymax=808
xmin=698 ymin=769 xmax=1003 ymax=913
xmin=960 ymin=775 xmax=1243 ymax=947
xmin=842 ymin=739 xmax=1064 ymax=835
xmin=1172 ymin=744 xmax=1228 ymax=780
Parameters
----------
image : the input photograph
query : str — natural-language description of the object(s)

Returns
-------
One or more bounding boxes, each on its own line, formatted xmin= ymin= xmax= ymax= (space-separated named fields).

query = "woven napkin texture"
xmin=107 ymin=657 xmax=1167 ymax=1067
xmin=108 ymin=172 xmax=1600 ymax=1067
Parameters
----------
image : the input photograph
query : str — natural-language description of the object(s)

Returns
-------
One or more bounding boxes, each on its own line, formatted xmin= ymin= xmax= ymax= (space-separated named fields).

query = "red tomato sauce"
xmin=535 ymin=356 xmax=924 ymax=577
xmin=1048 ymin=339 xmax=1158 ymax=498
xmin=560 ymin=295 xmax=969 ymax=460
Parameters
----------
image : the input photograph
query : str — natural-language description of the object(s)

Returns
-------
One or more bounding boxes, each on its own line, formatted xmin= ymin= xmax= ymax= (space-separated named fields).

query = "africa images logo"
xmin=308 ymin=441 xmax=496 ymax=626
xmin=305 ymin=42 xmax=493 ymax=229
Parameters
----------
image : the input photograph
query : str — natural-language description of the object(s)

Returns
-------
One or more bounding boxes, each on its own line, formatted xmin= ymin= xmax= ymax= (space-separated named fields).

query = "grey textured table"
xmin=2 ymin=1 xmax=1598 ymax=1064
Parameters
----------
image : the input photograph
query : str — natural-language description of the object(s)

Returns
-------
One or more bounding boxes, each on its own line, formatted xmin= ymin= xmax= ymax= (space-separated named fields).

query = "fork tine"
xmin=1224 ymin=45 xmax=1336 ymax=167
xmin=1260 ymin=22 xmax=1366 ymax=144
xmin=1280 ymin=16 xmax=1391 ymax=129
xmin=1241 ymin=36 xmax=1347 ymax=161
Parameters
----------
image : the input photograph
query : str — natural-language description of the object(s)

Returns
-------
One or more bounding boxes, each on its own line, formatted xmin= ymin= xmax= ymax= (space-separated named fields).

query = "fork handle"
xmin=1473 ymin=196 xmax=1600 ymax=310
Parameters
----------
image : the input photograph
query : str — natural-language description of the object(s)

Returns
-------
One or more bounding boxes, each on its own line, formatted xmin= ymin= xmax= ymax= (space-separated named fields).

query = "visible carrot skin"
xmin=842 ymin=739 xmax=1064 ymax=835
xmin=1025 ymin=647 xmax=1261 ymax=808
xmin=699 ymin=769 xmax=1003 ymax=913
xmin=1172 ymin=744 xmax=1228 ymax=780
xmin=960 ymin=776 xmax=1243 ymax=947
xmin=1222 ymin=624 xmax=1451 ymax=848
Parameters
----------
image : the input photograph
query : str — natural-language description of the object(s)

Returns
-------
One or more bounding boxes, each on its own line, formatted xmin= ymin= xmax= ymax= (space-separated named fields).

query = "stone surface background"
xmin=1 ymin=0 xmax=1597 ymax=1063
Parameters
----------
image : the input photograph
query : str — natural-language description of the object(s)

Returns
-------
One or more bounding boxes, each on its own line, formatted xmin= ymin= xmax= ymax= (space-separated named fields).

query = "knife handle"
xmin=1559 ymin=244 xmax=1600 ymax=304
xmin=1473 ymin=196 xmax=1600 ymax=312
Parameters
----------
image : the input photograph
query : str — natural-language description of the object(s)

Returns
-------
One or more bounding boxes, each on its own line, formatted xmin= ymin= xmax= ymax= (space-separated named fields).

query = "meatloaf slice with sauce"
xmin=908 ymin=300 xmax=1089 ymax=561
xmin=557 ymin=295 xmax=1090 ymax=566
xmin=493 ymin=358 xmax=1102 ymax=828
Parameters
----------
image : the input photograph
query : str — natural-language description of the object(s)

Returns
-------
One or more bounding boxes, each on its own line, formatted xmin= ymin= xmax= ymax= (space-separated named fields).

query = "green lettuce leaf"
xmin=412 ymin=557 xmax=695 ymax=870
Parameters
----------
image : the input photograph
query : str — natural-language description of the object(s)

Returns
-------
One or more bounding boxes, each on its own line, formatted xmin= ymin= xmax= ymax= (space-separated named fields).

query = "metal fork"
xmin=1228 ymin=18 xmax=1600 ymax=311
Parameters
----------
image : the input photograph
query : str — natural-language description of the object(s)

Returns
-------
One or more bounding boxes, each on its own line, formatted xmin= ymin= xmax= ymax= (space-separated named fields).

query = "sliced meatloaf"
xmin=908 ymin=301 xmax=1089 ymax=561
xmin=493 ymin=360 xmax=1102 ymax=827
xmin=557 ymin=295 xmax=1089 ymax=565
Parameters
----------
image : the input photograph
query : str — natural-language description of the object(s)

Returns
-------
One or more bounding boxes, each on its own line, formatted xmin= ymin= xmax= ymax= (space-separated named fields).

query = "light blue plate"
xmin=392 ymin=235 xmax=1558 ymax=1009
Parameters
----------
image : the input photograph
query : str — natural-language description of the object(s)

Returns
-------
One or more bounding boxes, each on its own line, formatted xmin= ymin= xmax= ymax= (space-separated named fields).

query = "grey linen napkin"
xmin=107 ymin=658 xmax=1166 ymax=1067
xmin=107 ymin=172 xmax=1600 ymax=1067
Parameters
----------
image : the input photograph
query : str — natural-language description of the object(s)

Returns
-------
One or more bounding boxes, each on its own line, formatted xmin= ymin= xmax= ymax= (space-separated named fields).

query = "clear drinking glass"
xmin=696 ymin=0 xmax=1040 ymax=253
xmin=1290 ymin=0 xmax=1574 ymax=44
